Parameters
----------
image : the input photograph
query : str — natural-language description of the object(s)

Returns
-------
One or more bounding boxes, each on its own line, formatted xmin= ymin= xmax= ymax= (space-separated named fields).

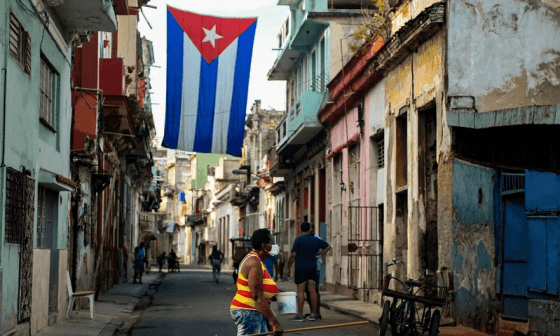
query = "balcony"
xmin=163 ymin=185 xmax=175 ymax=197
xmin=269 ymin=146 xmax=294 ymax=177
xmin=51 ymin=0 xmax=117 ymax=33
xmin=186 ymin=213 xmax=205 ymax=226
xmin=268 ymin=9 xmax=329 ymax=81
xmin=100 ymin=58 xmax=126 ymax=96
xmin=139 ymin=212 xmax=156 ymax=231
xmin=290 ymin=13 xmax=328 ymax=52
xmin=277 ymin=90 xmax=327 ymax=156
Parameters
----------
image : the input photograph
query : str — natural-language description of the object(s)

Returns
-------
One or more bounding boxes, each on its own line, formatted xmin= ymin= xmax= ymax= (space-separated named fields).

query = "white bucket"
xmin=276 ymin=292 xmax=297 ymax=315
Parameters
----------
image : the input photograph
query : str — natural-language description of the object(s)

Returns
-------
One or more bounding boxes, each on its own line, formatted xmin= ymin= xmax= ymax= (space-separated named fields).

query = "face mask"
xmin=268 ymin=244 xmax=280 ymax=256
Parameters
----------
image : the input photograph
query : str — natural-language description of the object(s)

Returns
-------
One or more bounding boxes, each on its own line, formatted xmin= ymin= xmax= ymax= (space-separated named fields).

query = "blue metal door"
xmin=525 ymin=171 xmax=560 ymax=299
xmin=501 ymin=194 xmax=529 ymax=320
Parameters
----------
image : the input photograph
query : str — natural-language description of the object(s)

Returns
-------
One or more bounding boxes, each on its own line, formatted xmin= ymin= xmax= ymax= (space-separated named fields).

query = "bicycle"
xmin=377 ymin=258 xmax=448 ymax=336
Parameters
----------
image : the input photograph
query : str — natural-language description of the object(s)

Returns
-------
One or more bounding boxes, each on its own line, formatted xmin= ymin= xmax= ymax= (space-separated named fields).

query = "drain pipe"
xmin=1 ymin=68 xmax=6 ymax=168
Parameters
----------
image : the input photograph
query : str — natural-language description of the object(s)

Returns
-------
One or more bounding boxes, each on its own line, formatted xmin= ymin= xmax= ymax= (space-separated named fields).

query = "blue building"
xmin=0 ymin=0 xmax=117 ymax=333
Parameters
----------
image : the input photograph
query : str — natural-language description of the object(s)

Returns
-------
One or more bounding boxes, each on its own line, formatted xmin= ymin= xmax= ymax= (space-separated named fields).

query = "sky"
xmin=137 ymin=0 xmax=290 ymax=138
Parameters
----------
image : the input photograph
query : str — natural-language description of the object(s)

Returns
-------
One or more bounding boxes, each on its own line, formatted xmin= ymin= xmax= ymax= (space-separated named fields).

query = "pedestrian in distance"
xmin=133 ymin=241 xmax=148 ymax=284
xmin=230 ymin=228 xmax=283 ymax=336
xmin=157 ymin=251 xmax=166 ymax=273
xmin=286 ymin=222 xmax=331 ymax=322
xmin=210 ymin=245 xmax=224 ymax=283
xmin=168 ymin=249 xmax=179 ymax=272
xmin=264 ymin=251 xmax=280 ymax=301
xmin=264 ymin=254 xmax=280 ymax=282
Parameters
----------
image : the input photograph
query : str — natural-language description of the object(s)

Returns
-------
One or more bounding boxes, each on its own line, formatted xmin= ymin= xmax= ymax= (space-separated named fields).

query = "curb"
xmin=321 ymin=301 xmax=380 ymax=326
xmin=111 ymin=272 xmax=167 ymax=335
xmin=277 ymin=287 xmax=380 ymax=326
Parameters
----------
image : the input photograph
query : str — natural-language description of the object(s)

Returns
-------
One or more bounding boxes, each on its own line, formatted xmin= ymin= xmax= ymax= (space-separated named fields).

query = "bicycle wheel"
xmin=428 ymin=309 xmax=441 ymax=336
xmin=390 ymin=302 xmax=414 ymax=336
xmin=378 ymin=300 xmax=391 ymax=336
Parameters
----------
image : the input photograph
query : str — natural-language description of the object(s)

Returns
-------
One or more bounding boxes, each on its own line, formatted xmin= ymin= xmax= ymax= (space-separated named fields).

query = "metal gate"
xmin=6 ymin=168 xmax=35 ymax=321
xmin=348 ymin=206 xmax=382 ymax=290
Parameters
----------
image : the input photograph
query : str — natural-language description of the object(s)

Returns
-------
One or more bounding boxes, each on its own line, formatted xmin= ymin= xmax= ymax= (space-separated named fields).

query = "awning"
xmin=38 ymin=169 xmax=77 ymax=192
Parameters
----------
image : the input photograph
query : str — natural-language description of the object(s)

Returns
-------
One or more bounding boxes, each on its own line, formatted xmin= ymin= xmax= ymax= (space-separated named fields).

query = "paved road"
xmin=131 ymin=264 xmax=379 ymax=336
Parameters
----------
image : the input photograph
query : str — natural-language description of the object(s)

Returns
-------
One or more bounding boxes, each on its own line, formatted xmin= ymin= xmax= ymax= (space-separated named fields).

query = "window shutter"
xmin=9 ymin=13 xmax=20 ymax=58
xmin=24 ymin=31 xmax=31 ymax=74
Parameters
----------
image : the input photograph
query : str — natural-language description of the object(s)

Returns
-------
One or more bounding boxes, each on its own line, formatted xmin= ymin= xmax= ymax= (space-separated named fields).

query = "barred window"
xmin=40 ymin=57 xmax=57 ymax=130
xmin=378 ymin=138 xmax=385 ymax=168
xmin=9 ymin=11 xmax=31 ymax=74
xmin=37 ymin=187 xmax=57 ymax=249
xmin=5 ymin=168 xmax=25 ymax=244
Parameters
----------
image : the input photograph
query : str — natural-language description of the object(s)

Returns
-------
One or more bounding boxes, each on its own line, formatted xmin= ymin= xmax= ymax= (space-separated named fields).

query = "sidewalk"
xmin=276 ymin=281 xmax=493 ymax=336
xmin=36 ymin=270 xmax=161 ymax=336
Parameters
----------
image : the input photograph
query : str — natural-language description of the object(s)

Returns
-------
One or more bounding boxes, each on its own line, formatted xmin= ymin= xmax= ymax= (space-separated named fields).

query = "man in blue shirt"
xmin=286 ymin=222 xmax=331 ymax=321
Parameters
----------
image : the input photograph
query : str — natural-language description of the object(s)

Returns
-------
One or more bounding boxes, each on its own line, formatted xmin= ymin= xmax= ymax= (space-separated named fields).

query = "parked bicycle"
xmin=378 ymin=258 xmax=448 ymax=336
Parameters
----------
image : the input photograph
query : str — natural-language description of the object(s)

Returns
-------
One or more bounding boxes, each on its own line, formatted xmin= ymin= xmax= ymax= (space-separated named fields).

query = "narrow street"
xmin=129 ymin=265 xmax=379 ymax=336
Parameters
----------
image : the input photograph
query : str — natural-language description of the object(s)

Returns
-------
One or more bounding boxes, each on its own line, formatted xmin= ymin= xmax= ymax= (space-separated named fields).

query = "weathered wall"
xmin=385 ymin=30 xmax=445 ymax=279
xmin=2 ymin=0 xmax=73 ymax=330
xmin=2 ymin=244 xmax=19 ymax=330
xmin=31 ymin=250 xmax=50 ymax=334
xmin=448 ymin=0 xmax=560 ymax=112
xmin=392 ymin=0 xmax=445 ymax=33
xmin=57 ymin=250 xmax=68 ymax=323
xmin=452 ymin=159 xmax=497 ymax=332
xmin=75 ymin=167 xmax=95 ymax=293
xmin=366 ymin=80 xmax=387 ymax=208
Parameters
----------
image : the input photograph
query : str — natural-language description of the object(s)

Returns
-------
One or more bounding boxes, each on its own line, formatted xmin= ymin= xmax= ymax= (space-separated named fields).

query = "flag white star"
xmin=202 ymin=25 xmax=223 ymax=48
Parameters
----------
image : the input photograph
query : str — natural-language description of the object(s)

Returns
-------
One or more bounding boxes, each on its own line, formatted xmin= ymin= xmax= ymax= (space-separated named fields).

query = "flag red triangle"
xmin=168 ymin=6 xmax=257 ymax=64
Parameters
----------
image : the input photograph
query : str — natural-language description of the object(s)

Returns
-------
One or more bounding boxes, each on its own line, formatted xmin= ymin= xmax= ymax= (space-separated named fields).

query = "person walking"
xmin=210 ymin=246 xmax=224 ymax=283
xmin=168 ymin=249 xmax=179 ymax=272
xmin=286 ymin=222 xmax=331 ymax=322
xmin=157 ymin=251 xmax=167 ymax=272
xmin=264 ymin=254 xmax=279 ymax=282
xmin=230 ymin=229 xmax=283 ymax=335
xmin=133 ymin=241 xmax=148 ymax=284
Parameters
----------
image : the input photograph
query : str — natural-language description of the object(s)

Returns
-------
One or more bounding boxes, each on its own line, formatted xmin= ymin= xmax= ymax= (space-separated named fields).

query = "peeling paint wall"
xmin=74 ymin=167 xmax=95 ymax=294
xmin=448 ymin=0 xmax=560 ymax=112
xmin=392 ymin=0 xmax=445 ymax=33
xmin=385 ymin=31 xmax=445 ymax=279
xmin=452 ymin=159 xmax=497 ymax=332
xmin=366 ymin=79 xmax=387 ymax=208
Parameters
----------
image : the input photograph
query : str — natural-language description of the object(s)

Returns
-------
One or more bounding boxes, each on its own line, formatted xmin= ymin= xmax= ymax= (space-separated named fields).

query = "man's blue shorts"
xmin=231 ymin=309 xmax=269 ymax=335
xmin=295 ymin=268 xmax=317 ymax=285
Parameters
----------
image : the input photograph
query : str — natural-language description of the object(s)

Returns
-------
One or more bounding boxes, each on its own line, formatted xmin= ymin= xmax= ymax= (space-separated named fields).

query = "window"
xmin=9 ymin=11 xmax=31 ymax=74
xmin=378 ymin=138 xmax=385 ymax=168
xmin=99 ymin=32 xmax=113 ymax=59
xmin=396 ymin=113 xmax=408 ymax=188
xmin=297 ymin=64 xmax=302 ymax=97
xmin=303 ymin=56 xmax=308 ymax=92
xmin=319 ymin=38 xmax=326 ymax=91
xmin=5 ymin=168 xmax=26 ymax=244
xmin=37 ymin=187 xmax=58 ymax=249
xmin=311 ymin=50 xmax=317 ymax=91
xmin=40 ymin=57 xmax=57 ymax=130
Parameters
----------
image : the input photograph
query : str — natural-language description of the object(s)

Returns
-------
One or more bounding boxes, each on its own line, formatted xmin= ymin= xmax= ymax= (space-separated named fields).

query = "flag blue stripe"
xmin=193 ymin=57 xmax=219 ymax=152
xmin=227 ymin=21 xmax=257 ymax=156
xmin=179 ymin=33 xmax=202 ymax=151
xmin=162 ymin=10 xmax=184 ymax=149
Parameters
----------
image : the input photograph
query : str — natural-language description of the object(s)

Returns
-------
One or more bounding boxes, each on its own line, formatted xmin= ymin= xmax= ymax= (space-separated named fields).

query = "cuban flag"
xmin=162 ymin=6 xmax=257 ymax=156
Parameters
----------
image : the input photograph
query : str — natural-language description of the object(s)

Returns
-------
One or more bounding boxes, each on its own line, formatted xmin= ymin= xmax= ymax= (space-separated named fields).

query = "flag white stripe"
xmin=212 ymin=39 xmax=238 ymax=153
xmin=178 ymin=33 xmax=202 ymax=151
